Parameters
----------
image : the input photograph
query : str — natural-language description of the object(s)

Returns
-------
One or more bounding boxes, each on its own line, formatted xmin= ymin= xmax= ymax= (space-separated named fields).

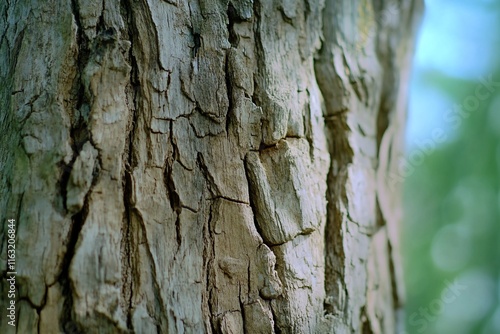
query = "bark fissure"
xmin=243 ymin=154 xmax=270 ymax=247
xmin=313 ymin=0 xmax=358 ymax=325
xmin=60 ymin=211 xmax=85 ymax=333
xmin=226 ymin=3 xmax=240 ymax=48
xmin=164 ymin=151 xmax=182 ymax=249
xmin=204 ymin=202 xmax=217 ymax=333
xmin=197 ymin=153 xmax=220 ymax=197
xmin=121 ymin=0 xmax=140 ymax=328
xmin=136 ymin=210 xmax=170 ymax=329
xmin=122 ymin=171 xmax=135 ymax=330
xmin=224 ymin=51 xmax=233 ymax=136
xmin=321 ymin=115 xmax=353 ymax=316
xmin=57 ymin=1 xmax=96 ymax=332
xmin=8 ymin=26 xmax=25 ymax=84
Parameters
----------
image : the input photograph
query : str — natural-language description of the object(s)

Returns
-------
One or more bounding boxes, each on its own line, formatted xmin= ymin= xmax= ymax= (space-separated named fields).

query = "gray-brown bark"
xmin=0 ymin=0 xmax=421 ymax=333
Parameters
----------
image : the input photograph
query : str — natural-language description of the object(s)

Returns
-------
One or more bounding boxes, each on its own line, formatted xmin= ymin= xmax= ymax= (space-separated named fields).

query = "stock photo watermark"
xmin=401 ymin=279 xmax=467 ymax=334
xmin=5 ymin=218 xmax=17 ymax=327
xmin=389 ymin=74 xmax=500 ymax=189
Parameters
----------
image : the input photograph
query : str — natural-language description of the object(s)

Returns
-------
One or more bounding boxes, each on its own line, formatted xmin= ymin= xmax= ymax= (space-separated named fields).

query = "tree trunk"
xmin=0 ymin=0 xmax=421 ymax=333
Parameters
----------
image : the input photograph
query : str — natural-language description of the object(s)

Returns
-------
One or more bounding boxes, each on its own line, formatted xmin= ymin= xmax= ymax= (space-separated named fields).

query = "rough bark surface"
xmin=0 ymin=0 xmax=421 ymax=333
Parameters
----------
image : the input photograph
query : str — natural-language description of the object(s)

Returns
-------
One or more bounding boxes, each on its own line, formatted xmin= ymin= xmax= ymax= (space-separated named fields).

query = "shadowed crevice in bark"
xmin=59 ymin=160 xmax=100 ymax=331
xmin=314 ymin=0 xmax=354 ymax=317
xmin=271 ymin=306 xmax=283 ymax=334
xmin=164 ymin=124 xmax=182 ymax=249
xmin=373 ymin=0 xmax=399 ymax=153
xmin=387 ymin=241 xmax=401 ymax=308
xmin=60 ymin=211 xmax=86 ymax=334
xmin=224 ymin=50 xmax=233 ymax=136
xmin=360 ymin=306 xmax=375 ymax=333
xmin=226 ymin=3 xmax=240 ymax=48
xmin=376 ymin=92 xmax=392 ymax=154
xmin=60 ymin=0 xmax=93 ymax=217
xmin=243 ymin=153 xmax=269 ymax=246
xmin=120 ymin=0 xmax=141 ymax=329
xmin=197 ymin=153 xmax=221 ymax=198
xmin=58 ymin=1 xmax=94 ymax=332
xmin=7 ymin=25 xmax=25 ymax=80
xmin=315 ymin=102 xmax=353 ymax=317
xmin=203 ymin=201 xmax=218 ymax=332
xmin=136 ymin=210 xmax=171 ymax=330
xmin=122 ymin=169 xmax=135 ymax=331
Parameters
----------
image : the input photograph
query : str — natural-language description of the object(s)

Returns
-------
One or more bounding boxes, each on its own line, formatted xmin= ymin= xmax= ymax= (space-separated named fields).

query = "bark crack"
xmin=242 ymin=153 xmax=270 ymax=248
xmin=204 ymin=201 xmax=217 ymax=333
xmin=164 ymin=121 xmax=182 ymax=250
xmin=136 ymin=210 xmax=170 ymax=330
xmin=224 ymin=50 xmax=233 ymax=136
xmin=57 ymin=1 xmax=97 ymax=332
xmin=314 ymin=15 xmax=354 ymax=317
xmin=120 ymin=0 xmax=143 ymax=329
xmin=197 ymin=152 xmax=220 ymax=197
xmin=226 ymin=2 xmax=240 ymax=48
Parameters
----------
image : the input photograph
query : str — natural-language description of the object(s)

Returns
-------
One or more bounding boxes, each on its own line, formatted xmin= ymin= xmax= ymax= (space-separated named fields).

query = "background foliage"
xmin=403 ymin=1 xmax=500 ymax=333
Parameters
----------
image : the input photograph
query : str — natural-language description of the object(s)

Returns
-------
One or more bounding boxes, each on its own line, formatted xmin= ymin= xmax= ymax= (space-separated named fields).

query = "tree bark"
xmin=0 ymin=0 xmax=421 ymax=333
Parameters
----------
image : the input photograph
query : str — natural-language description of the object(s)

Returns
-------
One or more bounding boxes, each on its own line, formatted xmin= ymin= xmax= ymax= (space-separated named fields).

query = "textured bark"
xmin=0 ymin=0 xmax=421 ymax=333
